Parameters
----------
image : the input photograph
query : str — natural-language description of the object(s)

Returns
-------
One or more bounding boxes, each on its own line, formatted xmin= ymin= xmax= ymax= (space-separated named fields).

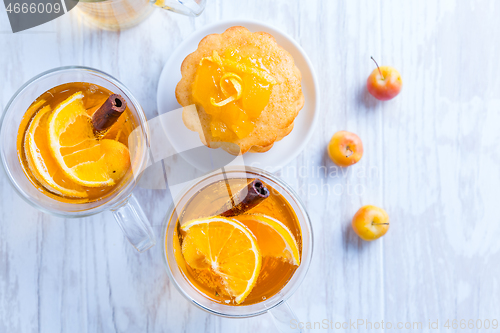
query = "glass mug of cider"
xmin=0 ymin=66 xmax=155 ymax=252
xmin=76 ymin=0 xmax=206 ymax=30
xmin=163 ymin=167 xmax=313 ymax=332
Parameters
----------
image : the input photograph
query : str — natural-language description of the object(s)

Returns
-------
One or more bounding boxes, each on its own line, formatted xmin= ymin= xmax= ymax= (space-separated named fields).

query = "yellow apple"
xmin=352 ymin=205 xmax=389 ymax=241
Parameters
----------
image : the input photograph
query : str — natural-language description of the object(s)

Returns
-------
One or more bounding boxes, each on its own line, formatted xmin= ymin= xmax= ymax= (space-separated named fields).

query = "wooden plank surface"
xmin=1 ymin=0 xmax=499 ymax=332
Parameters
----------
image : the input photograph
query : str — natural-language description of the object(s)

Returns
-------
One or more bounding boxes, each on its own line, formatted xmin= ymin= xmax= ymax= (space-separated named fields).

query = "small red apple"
xmin=367 ymin=57 xmax=402 ymax=101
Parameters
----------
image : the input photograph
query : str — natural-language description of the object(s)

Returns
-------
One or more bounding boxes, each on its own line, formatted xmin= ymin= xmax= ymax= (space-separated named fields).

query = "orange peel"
xmin=201 ymin=50 xmax=277 ymax=85
xmin=210 ymin=73 xmax=243 ymax=107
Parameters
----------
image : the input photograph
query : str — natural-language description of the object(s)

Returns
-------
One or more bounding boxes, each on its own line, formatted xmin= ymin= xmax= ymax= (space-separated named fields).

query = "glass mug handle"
xmin=152 ymin=0 xmax=206 ymax=16
xmin=268 ymin=301 xmax=303 ymax=333
xmin=111 ymin=194 xmax=156 ymax=252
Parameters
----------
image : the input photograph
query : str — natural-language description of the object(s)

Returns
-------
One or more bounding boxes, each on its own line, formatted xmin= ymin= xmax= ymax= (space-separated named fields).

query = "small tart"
xmin=176 ymin=26 xmax=304 ymax=155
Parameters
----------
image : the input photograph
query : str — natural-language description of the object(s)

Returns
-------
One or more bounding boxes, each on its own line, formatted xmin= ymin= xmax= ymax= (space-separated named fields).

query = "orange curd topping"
xmin=192 ymin=49 xmax=275 ymax=141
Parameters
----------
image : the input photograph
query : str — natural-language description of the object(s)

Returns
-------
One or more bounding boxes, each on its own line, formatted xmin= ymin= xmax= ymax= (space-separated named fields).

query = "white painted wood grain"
xmin=1 ymin=0 xmax=500 ymax=332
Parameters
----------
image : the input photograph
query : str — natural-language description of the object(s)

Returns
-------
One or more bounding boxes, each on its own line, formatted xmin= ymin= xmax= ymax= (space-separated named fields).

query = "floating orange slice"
xmin=234 ymin=214 xmax=300 ymax=266
xmin=180 ymin=216 xmax=262 ymax=304
xmin=47 ymin=92 xmax=131 ymax=187
xmin=24 ymin=105 xmax=88 ymax=198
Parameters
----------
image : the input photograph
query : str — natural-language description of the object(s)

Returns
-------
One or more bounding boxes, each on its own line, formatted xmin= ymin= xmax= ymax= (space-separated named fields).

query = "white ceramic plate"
xmin=156 ymin=19 xmax=319 ymax=173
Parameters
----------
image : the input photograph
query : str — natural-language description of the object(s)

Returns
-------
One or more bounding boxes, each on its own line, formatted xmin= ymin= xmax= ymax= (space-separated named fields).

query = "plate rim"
xmin=156 ymin=19 xmax=320 ymax=173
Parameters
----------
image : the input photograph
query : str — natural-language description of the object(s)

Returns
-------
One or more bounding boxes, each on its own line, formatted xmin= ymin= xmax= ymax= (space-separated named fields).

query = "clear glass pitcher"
xmin=0 ymin=66 xmax=156 ymax=253
xmin=76 ymin=0 xmax=207 ymax=30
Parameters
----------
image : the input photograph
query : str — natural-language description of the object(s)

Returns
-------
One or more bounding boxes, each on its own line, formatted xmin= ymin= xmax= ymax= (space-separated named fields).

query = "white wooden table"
xmin=1 ymin=0 xmax=500 ymax=332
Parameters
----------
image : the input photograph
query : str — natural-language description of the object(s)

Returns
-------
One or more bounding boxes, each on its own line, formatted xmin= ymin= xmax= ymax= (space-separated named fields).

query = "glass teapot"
xmin=76 ymin=0 xmax=206 ymax=30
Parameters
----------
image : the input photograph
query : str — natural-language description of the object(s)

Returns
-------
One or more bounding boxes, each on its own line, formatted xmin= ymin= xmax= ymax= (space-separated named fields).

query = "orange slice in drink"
xmin=234 ymin=214 xmax=300 ymax=266
xmin=48 ymin=92 xmax=131 ymax=187
xmin=180 ymin=216 xmax=262 ymax=304
xmin=24 ymin=105 xmax=88 ymax=198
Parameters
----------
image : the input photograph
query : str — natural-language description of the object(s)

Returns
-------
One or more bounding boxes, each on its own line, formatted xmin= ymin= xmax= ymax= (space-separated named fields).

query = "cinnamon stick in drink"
xmin=91 ymin=94 xmax=127 ymax=137
xmin=219 ymin=179 xmax=270 ymax=217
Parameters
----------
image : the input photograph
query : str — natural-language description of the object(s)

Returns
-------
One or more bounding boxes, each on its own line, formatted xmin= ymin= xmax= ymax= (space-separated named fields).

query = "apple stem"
xmin=371 ymin=56 xmax=384 ymax=80
xmin=372 ymin=222 xmax=389 ymax=225
xmin=345 ymin=147 xmax=353 ymax=158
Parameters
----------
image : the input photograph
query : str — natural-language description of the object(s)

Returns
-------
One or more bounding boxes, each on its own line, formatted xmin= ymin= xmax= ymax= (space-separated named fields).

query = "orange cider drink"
xmin=171 ymin=177 xmax=302 ymax=305
xmin=16 ymin=82 xmax=135 ymax=204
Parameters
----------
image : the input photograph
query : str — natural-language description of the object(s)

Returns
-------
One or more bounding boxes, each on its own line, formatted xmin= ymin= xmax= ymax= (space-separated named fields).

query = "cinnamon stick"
xmin=91 ymin=94 xmax=127 ymax=136
xmin=219 ymin=179 xmax=270 ymax=217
